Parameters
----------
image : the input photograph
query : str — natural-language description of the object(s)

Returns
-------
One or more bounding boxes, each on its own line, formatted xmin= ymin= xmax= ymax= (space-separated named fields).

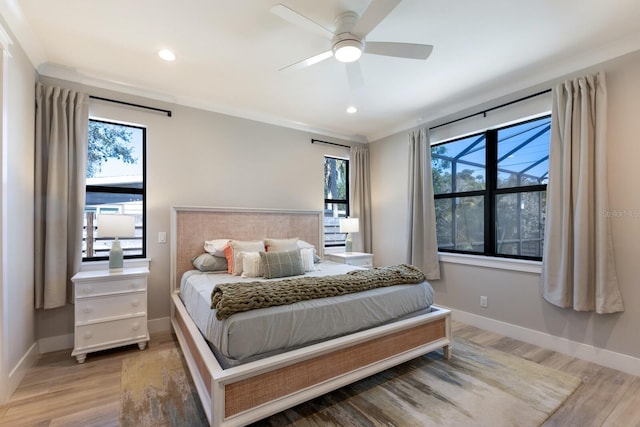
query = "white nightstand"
xmin=71 ymin=267 xmax=150 ymax=363
xmin=325 ymin=252 xmax=374 ymax=268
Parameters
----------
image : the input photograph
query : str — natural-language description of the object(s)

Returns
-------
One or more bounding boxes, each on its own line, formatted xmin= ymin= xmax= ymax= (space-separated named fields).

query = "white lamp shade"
xmin=339 ymin=217 xmax=360 ymax=233
xmin=98 ymin=214 xmax=136 ymax=238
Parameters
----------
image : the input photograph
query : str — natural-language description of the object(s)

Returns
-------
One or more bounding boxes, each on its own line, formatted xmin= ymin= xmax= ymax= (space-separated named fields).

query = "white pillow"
xmin=204 ymin=239 xmax=230 ymax=257
xmin=300 ymin=247 xmax=315 ymax=272
xmin=225 ymin=240 xmax=266 ymax=275
xmin=298 ymin=240 xmax=321 ymax=263
xmin=297 ymin=240 xmax=315 ymax=250
xmin=241 ymin=252 xmax=263 ymax=278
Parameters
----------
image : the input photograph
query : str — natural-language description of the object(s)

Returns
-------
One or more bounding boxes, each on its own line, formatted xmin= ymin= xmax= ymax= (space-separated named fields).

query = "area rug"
xmin=121 ymin=339 xmax=581 ymax=426
xmin=120 ymin=348 xmax=208 ymax=427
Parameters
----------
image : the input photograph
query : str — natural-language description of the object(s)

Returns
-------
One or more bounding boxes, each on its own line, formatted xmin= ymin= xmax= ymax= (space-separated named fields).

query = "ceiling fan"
xmin=270 ymin=0 xmax=433 ymax=87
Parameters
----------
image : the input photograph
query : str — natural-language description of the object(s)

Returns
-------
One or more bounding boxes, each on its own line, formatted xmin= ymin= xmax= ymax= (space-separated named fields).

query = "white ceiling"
xmin=2 ymin=0 xmax=640 ymax=142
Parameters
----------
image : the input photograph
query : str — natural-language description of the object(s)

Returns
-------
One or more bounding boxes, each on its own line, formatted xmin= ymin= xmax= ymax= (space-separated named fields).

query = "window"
xmin=431 ymin=115 xmax=550 ymax=260
xmin=324 ymin=156 xmax=349 ymax=248
xmin=83 ymin=119 xmax=146 ymax=260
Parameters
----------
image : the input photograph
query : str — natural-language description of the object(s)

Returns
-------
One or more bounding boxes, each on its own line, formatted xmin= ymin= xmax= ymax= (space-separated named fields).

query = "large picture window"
xmin=324 ymin=156 xmax=349 ymax=248
xmin=431 ymin=115 xmax=550 ymax=260
xmin=83 ymin=119 xmax=146 ymax=260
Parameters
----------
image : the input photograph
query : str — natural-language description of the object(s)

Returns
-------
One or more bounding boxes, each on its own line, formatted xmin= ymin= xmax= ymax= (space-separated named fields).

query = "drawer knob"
xmin=83 ymin=307 xmax=92 ymax=314
xmin=83 ymin=287 xmax=93 ymax=294
xmin=131 ymin=300 xmax=140 ymax=307
xmin=132 ymin=322 xmax=140 ymax=331
xmin=129 ymin=282 xmax=137 ymax=289
xmin=83 ymin=331 xmax=93 ymax=339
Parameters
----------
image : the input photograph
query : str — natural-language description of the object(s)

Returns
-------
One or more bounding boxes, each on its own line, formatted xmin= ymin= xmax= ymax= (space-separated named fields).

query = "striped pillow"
xmin=259 ymin=249 xmax=304 ymax=279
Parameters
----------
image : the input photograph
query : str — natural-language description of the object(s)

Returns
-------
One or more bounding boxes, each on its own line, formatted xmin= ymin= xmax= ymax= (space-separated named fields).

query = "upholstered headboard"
xmin=170 ymin=206 xmax=323 ymax=291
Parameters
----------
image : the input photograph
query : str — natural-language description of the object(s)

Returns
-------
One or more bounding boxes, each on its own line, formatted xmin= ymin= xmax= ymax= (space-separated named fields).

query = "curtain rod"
xmin=89 ymin=95 xmax=172 ymax=117
xmin=429 ymin=88 xmax=551 ymax=131
xmin=310 ymin=138 xmax=350 ymax=149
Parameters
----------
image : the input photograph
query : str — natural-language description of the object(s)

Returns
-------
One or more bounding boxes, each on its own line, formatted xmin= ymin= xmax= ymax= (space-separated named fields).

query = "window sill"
xmin=438 ymin=252 xmax=542 ymax=274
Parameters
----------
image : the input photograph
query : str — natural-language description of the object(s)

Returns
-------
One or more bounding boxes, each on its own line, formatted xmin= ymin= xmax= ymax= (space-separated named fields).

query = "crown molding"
xmin=0 ymin=1 xmax=46 ymax=65
xmin=0 ymin=20 xmax=12 ymax=53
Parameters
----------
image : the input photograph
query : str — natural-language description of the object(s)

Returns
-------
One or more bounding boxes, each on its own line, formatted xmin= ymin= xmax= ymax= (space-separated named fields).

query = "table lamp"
xmin=98 ymin=214 xmax=136 ymax=272
xmin=339 ymin=217 xmax=359 ymax=253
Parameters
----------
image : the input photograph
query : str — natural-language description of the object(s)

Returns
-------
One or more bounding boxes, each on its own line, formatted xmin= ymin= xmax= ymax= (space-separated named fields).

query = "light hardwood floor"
xmin=1 ymin=322 xmax=639 ymax=426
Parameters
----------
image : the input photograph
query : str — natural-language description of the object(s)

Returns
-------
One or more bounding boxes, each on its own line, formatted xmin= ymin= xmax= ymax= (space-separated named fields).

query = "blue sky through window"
xmin=497 ymin=117 xmax=550 ymax=187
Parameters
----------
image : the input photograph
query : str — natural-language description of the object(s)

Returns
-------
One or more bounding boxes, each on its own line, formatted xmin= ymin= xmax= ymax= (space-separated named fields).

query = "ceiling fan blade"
xmin=352 ymin=0 xmax=401 ymax=37
xmin=346 ymin=62 xmax=364 ymax=88
xmin=279 ymin=50 xmax=333 ymax=72
xmin=270 ymin=4 xmax=334 ymax=40
xmin=364 ymin=42 xmax=433 ymax=60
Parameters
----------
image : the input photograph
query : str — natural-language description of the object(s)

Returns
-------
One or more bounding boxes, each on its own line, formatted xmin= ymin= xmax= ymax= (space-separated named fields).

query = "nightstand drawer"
xmin=76 ymin=277 xmax=146 ymax=297
xmin=75 ymin=316 xmax=147 ymax=350
xmin=75 ymin=292 xmax=147 ymax=323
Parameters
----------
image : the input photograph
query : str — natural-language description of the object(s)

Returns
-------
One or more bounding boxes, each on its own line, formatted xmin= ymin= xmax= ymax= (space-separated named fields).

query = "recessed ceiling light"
xmin=158 ymin=49 xmax=176 ymax=61
xmin=346 ymin=106 xmax=357 ymax=114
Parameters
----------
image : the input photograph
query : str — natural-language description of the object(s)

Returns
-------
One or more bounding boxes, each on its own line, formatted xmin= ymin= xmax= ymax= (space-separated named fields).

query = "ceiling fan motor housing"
xmin=332 ymin=11 xmax=364 ymax=62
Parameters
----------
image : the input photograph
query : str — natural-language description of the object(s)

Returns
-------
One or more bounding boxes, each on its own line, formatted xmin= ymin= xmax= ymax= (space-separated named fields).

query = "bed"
xmin=170 ymin=206 xmax=452 ymax=427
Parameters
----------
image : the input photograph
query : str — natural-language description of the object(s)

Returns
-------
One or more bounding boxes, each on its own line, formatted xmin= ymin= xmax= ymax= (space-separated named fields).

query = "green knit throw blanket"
xmin=211 ymin=264 xmax=426 ymax=320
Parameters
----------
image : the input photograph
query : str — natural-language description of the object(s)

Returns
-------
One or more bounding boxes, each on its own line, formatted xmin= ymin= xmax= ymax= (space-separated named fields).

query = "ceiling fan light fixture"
xmin=333 ymin=39 xmax=363 ymax=63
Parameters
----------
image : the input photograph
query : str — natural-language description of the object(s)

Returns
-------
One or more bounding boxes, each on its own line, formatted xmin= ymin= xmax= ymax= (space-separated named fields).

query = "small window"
xmin=431 ymin=115 xmax=550 ymax=260
xmin=83 ymin=119 xmax=146 ymax=260
xmin=324 ymin=156 xmax=349 ymax=248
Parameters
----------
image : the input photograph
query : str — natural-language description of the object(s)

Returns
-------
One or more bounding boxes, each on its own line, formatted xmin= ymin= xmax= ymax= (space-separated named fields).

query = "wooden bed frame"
xmin=170 ymin=206 xmax=452 ymax=427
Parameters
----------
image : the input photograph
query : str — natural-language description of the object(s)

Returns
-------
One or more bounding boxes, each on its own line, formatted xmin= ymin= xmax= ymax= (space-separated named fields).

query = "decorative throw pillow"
xmin=191 ymin=253 xmax=228 ymax=272
xmin=204 ymin=239 xmax=230 ymax=257
xmin=297 ymin=240 xmax=322 ymax=263
xmin=260 ymin=249 xmax=305 ymax=279
xmin=300 ymin=247 xmax=315 ymax=272
xmin=224 ymin=240 xmax=266 ymax=275
xmin=241 ymin=252 xmax=263 ymax=278
xmin=297 ymin=240 xmax=314 ymax=250
xmin=264 ymin=237 xmax=299 ymax=252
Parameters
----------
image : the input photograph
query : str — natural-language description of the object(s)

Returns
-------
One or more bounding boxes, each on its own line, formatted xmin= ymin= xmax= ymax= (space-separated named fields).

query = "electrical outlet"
xmin=480 ymin=295 xmax=488 ymax=308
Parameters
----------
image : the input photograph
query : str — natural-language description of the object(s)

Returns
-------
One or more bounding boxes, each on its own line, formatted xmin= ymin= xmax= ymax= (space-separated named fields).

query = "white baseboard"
xmin=451 ymin=308 xmax=640 ymax=377
xmin=0 ymin=342 xmax=39 ymax=404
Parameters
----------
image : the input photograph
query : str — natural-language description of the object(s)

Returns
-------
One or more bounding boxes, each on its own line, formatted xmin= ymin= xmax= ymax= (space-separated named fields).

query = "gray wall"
xmin=369 ymin=50 xmax=640 ymax=360
xmin=0 ymin=17 xmax=37 ymax=402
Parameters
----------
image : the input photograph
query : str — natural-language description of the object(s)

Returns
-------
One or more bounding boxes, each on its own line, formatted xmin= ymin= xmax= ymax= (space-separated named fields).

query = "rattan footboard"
xmin=171 ymin=291 xmax=451 ymax=427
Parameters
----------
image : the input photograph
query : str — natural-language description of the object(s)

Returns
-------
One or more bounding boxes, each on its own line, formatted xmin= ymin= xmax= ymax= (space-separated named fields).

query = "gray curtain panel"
xmin=541 ymin=72 xmax=624 ymax=313
xmin=407 ymin=128 xmax=440 ymax=280
xmin=349 ymin=145 xmax=372 ymax=253
xmin=34 ymin=83 xmax=89 ymax=309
